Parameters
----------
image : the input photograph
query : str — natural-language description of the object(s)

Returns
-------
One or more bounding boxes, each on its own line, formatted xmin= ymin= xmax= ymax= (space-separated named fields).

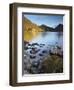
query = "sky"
xmin=24 ymin=14 xmax=63 ymax=28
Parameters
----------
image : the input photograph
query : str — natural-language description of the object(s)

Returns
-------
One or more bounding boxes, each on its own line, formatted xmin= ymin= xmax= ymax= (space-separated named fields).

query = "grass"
xmin=41 ymin=54 xmax=63 ymax=73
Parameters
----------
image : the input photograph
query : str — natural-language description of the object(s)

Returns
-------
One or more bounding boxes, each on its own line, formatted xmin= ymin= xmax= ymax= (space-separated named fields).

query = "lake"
xmin=30 ymin=32 xmax=63 ymax=48
xmin=24 ymin=31 xmax=63 ymax=62
xmin=23 ymin=31 xmax=63 ymax=74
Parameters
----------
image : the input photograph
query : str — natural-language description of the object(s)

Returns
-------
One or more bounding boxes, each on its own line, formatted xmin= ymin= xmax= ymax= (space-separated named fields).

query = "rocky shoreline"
xmin=23 ymin=41 xmax=63 ymax=74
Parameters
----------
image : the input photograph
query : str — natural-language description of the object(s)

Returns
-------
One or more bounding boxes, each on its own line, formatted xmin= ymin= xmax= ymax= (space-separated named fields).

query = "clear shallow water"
xmin=24 ymin=32 xmax=63 ymax=62
xmin=30 ymin=32 xmax=63 ymax=48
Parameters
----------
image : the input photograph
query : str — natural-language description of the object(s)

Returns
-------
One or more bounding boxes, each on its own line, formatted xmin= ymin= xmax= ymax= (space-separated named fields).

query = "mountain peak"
xmin=39 ymin=24 xmax=63 ymax=32
xmin=55 ymin=24 xmax=63 ymax=32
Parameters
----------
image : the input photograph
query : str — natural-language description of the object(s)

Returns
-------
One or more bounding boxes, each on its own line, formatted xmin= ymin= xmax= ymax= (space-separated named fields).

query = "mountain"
xmin=39 ymin=24 xmax=54 ymax=32
xmin=24 ymin=17 xmax=43 ymax=32
xmin=23 ymin=17 xmax=43 ymax=41
xmin=55 ymin=24 xmax=63 ymax=32
xmin=39 ymin=24 xmax=63 ymax=32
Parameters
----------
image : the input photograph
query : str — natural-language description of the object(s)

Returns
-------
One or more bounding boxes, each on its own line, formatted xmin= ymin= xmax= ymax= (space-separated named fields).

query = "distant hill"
xmin=55 ymin=24 xmax=63 ymax=32
xmin=39 ymin=24 xmax=54 ymax=32
xmin=39 ymin=24 xmax=63 ymax=32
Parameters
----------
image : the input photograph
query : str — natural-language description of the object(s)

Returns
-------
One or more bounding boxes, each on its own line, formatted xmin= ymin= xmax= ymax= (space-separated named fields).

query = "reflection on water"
xmin=30 ymin=32 xmax=63 ymax=48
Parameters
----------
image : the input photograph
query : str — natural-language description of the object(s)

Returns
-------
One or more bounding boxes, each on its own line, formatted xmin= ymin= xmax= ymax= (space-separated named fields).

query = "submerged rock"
xmin=39 ymin=53 xmax=44 ymax=56
xmin=23 ymin=42 xmax=63 ymax=74
xmin=42 ymin=50 xmax=47 ymax=54
xmin=30 ymin=55 xmax=36 ymax=59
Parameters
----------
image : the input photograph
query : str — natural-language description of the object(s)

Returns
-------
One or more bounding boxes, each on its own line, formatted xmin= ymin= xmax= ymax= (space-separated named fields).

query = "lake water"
xmin=24 ymin=32 xmax=63 ymax=62
xmin=30 ymin=32 xmax=63 ymax=48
